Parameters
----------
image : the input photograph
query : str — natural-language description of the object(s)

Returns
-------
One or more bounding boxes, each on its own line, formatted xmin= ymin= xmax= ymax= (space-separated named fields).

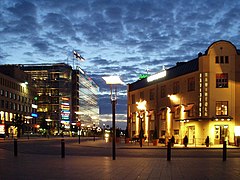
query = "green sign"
xmin=139 ymin=74 xmax=149 ymax=80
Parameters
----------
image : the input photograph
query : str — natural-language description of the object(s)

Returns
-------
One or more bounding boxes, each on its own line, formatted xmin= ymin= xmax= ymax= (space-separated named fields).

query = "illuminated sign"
xmin=0 ymin=124 xmax=5 ymax=135
xmin=61 ymin=97 xmax=70 ymax=121
xmin=31 ymin=113 xmax=38 ymax=118
xmin=235 ymin=126 xmax=240 ymax=136
xmin=147 ymin=70 xmax=166 ymax=82
xmin=32 ymin=104 xmax=38 ymax=109
xmin=139 ymin=74 xmax=149 ymax=80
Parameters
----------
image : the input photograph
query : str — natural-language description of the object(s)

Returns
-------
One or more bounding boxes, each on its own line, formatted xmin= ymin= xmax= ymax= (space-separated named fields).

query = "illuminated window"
xmin=188 ymin=77 xmax=195 ymax=91
xmin=160 ymin=110 xmax=166 ymax=120
xmin=173 ymin=81 xmax=180 ymax=94
xmin=160 ymin=85 xmax=166 ymax=98
xmin=132 ymin=113 xmax=136 ymax=122
xmin=216 ymin=73 xmax=228 ymax=88
xmin=216 ymin=101 xmax=228 ymax=115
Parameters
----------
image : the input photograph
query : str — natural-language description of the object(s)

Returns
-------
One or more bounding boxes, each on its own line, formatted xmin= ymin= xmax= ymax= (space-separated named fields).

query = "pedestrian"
xmin=171 ymin=135 xmax=175 ymax=147
xmin=183 ymin=135 xmax=188 ymax=147
xmin=205 ymin=136 xmax=210 ymax=147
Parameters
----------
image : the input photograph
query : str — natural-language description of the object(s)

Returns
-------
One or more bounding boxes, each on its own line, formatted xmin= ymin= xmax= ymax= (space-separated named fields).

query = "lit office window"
xmin=216 ymin=101 xmax=228 ymax=115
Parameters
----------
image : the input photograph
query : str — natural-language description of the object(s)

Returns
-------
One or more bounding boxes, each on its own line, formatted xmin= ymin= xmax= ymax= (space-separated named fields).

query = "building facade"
xmin=73 ymin=67 xmax=99 ymax=128
xmin=127 ymin=40 xmax=240 ymax=145
xmin=21 ymin=63 xmax=73 ymax=133
xmin=0 ymin=65 xmax=36 ymax=137
xmin=21 ymin=63 xmax=99 ymax=134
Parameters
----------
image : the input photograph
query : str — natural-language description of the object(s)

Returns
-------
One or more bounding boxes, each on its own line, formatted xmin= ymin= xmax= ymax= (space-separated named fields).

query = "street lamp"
xmin=136 ymin=100 xmax=147 ymax=148
xmin=102 ymin=76 xmax=124 ymax=160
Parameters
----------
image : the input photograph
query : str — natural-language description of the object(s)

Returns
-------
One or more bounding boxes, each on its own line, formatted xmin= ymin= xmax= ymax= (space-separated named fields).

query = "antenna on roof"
xmin=162 ymin=65 xmax=165 ymax=70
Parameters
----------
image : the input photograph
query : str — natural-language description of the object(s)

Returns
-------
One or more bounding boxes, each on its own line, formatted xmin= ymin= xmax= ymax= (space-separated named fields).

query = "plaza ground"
xmin=0 ymin=138 xmax=240 ymax=179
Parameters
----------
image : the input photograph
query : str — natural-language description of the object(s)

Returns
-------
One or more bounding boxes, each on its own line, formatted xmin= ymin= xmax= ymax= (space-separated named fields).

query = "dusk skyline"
xmin=1 ymin=0 xmax=240 ymax=128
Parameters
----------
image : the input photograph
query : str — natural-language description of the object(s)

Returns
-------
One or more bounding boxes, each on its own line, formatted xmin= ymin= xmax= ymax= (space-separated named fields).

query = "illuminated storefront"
xmin=128 ymin=40 xmax=240 ymax=145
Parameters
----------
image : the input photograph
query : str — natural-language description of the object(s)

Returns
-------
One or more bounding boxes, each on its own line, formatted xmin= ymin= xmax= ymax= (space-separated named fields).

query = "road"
xmin=1 ymin=136 xmax=240 ymax=159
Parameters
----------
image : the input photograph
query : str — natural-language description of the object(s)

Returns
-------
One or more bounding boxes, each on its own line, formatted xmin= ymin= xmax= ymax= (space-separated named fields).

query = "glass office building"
xmin=21 ymin=63 xmax=99 ymax=134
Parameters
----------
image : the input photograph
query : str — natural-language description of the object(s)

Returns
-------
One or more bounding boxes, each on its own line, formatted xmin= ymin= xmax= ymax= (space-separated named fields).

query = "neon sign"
xmin=61 ymin=97 xmax=70 ymax=121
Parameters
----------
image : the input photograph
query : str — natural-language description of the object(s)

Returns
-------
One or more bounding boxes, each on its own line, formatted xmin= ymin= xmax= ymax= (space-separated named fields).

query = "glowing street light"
xmin=136 ymin=100 xmax=147 ymax=148
xmin=102 ymin=75 xmax=124 ymax=160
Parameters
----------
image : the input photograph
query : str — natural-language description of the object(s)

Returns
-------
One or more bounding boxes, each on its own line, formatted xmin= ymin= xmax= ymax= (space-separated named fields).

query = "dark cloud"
xmin=1 ymin=0 xmax=240 ymax=120
xmin=7 ymin=1 xmax=36 ymax=17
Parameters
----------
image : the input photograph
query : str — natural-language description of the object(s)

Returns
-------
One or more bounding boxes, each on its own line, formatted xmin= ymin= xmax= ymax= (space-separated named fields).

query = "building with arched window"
xmin=127 ymin=40 xmax=240 ymax=146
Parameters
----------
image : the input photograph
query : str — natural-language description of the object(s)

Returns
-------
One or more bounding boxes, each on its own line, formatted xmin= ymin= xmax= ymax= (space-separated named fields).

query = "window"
xmin=216 ymin=73 xmax=228 ymax=88
xmin=174 ymin=107 xmax=180 ymax=119
xmin=0 ymin=90 xmax=4 ymax=96
xmin=5 ymin=91 xmax=8 ymax=97
xmin=215 ymin=56 xmax=229 ymax=64
xmin=131 ymin=94 xmax=135 ymax=104
xmin=215 ymin=56 xmax=219 ymax=63
xmin=160 ymin=85 xmax=166 ymax=98
xmin=173 ymin=81 xmax=180 ymax=94
xmin=216 ymin=101 xmax=228 ymax=115
xmin=225 ymin=56 xmax=229 ymax=64
xmin=188 ymin=77 xmax=195 ymax=91
xmin=140 ymin=91 xmax=144 ymax=100
xmin=220 ymin=56 xmax=224 ymax=63
xmin=174 ymin=130 xmax=179 ymax=135
xmin=150 ymin=89 xmax=155 ymax=100
xmin=160 ymin=110 xmax=166 ymax=120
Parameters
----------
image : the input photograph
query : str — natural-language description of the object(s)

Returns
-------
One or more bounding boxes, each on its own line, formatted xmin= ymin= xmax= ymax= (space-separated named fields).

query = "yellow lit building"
xmin=127 ymin=40 xmax=240 ymax=145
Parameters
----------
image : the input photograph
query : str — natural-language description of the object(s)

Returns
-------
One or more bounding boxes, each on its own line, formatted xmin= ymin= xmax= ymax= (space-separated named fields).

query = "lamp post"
xmin=136 ymin=100 xmax=147 ymax=148
xmin=102 ymin=76 xmax=124 ymax=160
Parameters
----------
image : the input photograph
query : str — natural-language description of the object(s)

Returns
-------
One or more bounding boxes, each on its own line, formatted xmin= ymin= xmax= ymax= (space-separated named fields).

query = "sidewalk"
xmin=0 ymin=147 xmax=240 ymax=179
xmin=1 ymin=138 xmax=240 ymax=179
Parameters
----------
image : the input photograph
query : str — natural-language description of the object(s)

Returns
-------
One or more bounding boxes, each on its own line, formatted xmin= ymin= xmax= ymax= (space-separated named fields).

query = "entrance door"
xmin=214 ymin=125 xmax=229 ymax=144
xmin=188 ymin=126 xmax=195 ymax=144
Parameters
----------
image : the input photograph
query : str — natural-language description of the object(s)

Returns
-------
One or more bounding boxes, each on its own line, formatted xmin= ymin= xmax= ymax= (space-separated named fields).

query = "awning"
xmin=170 ymin=105 xmax=179 ymax=113
xmin=184 ymin=104 xmax=194 ymax=112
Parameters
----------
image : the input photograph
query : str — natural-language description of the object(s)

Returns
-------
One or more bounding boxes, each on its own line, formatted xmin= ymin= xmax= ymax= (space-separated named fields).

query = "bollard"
xmin=14 ymin=138 xmax=18 ymax=157
xmin=167 ymin=141 xmax=171 ymax=161
xmin=61 ymin=139 xmax=65 ymax=158
xmin=223 ymin=141 xmax=227 ymax=161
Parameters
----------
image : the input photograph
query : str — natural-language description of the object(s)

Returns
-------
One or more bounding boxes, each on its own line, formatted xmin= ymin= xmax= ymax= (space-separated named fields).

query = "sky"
xmin=1 ymin=0 xmax=240 ymax=129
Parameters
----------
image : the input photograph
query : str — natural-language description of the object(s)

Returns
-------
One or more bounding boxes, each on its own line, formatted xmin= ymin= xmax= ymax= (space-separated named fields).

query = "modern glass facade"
xmin=74 ymin=67 xmax=99 ymax=127
xmin=21 ymin=63 xmax=72 ymax=133
xmin=21 ymin=63 xmax=99 ymax=134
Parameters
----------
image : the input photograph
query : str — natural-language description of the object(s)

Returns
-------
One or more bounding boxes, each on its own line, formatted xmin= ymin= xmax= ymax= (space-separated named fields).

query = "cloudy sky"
xmin=1 ymin=0 xmax=240 ymax=128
